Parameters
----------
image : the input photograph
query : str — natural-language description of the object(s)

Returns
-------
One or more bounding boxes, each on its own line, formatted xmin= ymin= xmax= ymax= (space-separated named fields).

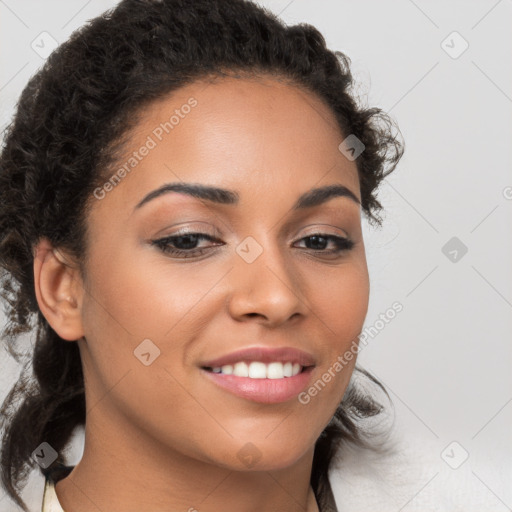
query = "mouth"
xmin=199 ymin=362 xmax=315 ymax=404
xmin=198 ymin=346 xmax=317 ymax=403
xmin=201 ymin=361 xmax=311 ymax=379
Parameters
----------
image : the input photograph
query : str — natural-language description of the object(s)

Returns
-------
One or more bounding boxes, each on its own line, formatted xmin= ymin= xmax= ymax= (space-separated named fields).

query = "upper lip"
xmin=200 ymin=346 xmax=316 ymax=368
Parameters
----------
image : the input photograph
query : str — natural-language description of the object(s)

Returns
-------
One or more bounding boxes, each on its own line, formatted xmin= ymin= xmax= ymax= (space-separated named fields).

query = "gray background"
xmin=1 ymin=1 xmax=511 ymax=510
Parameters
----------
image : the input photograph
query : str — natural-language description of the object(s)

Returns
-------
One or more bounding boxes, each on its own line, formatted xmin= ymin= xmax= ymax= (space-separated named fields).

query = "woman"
xmin=0 ymin=0 xmax=404 ymax=510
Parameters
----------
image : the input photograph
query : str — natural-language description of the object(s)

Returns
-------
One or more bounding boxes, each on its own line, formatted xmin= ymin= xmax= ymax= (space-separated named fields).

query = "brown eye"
xmin=295 ymin=234 xmax=354 ymax=254
xmin=152 ymin=232 xmax=222 ymax=258
xmin=151 ymin=232 xmax=354 ymax=260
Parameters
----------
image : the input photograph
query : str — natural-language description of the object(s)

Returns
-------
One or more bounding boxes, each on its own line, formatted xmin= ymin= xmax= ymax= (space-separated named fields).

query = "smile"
xmin=203 ymin=361 xmax=303 ymax=379
xmin=200 ymin=364 xmax=315 ymax=404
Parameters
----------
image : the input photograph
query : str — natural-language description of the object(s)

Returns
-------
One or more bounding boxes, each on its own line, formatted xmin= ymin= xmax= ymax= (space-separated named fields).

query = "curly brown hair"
xmin=0 ymin=0 xmax=403 ymax=510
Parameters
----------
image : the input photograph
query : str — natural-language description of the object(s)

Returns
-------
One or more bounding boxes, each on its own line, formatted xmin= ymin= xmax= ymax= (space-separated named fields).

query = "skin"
xmin=33 ymin=74 xmax=369 ymax=512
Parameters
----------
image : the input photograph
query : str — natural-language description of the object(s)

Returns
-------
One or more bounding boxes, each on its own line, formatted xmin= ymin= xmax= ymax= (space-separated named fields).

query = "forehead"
xmin=92 ymin=75 xmax=360 ymax=216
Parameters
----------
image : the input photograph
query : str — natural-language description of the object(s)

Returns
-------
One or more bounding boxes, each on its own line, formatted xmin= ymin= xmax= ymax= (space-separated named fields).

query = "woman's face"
xmin=74 ymin=75 xmax=369 ymax=471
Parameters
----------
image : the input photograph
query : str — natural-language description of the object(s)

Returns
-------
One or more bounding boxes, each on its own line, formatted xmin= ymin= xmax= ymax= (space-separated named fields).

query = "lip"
xmin=200 ymin=366 xmax=315 ymax=404
xmin=200 ymin=346 xmax=316 ymax=369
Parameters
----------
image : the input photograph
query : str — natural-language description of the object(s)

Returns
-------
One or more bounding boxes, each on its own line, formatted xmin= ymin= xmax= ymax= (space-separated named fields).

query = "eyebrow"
xmin=133 ymin=182 xmax=360 ymax=212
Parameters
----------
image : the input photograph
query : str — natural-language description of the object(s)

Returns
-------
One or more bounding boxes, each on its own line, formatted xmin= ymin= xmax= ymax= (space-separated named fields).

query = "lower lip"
xmin=200 ymin=366 xmax=315 ymax=404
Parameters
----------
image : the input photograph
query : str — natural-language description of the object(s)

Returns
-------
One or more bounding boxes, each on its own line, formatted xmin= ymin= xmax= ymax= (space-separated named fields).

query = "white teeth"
xmin=210 ymin=361 xmax=303 ymax=379
xmin=267 ymin=362 xmax=284 ymax=379
xmin=233 ymin=362 xmax=249 ymax=377
xmin=220 ymin=364 xmax=233 ymax=374
xmin=248 ymin=361 xmax=267 ymax=379
xmin=283 ymin=362 xmax=293 ymax=377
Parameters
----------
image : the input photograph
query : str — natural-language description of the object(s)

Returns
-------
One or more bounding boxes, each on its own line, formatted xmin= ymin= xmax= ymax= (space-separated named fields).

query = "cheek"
xmin=311 ymin=259 xmax=370 ymax=342
xmin=83 ymin=245 xmax=211 ymax=339
xmin=304 ymin=259 xmax=369 ymax=398
xmin=78 ymin=251 xmax=208 ymax=447
xmin=79 ymin=244 xmax=229 ymax=399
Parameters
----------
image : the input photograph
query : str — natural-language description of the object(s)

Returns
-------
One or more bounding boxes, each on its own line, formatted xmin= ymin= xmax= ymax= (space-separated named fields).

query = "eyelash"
xmin=151 ymin=232 xmax=354 ymax=259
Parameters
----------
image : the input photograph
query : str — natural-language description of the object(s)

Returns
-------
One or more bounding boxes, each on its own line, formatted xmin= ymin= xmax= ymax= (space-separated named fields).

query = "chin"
xmin=215 ymin=440 xmax=313 ymax=472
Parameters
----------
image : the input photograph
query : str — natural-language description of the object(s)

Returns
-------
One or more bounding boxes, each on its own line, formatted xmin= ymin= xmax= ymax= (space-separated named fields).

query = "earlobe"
xmin=33 ymin=237 xmax=85 ymax=341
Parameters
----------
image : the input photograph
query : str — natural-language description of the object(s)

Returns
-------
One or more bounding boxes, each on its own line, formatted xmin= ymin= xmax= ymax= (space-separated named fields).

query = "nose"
xmin=226 ymin=237 xmax=306 ymax=326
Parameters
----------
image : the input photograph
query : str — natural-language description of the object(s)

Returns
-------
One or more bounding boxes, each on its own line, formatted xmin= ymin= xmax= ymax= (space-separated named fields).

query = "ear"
xmin=33 ymin=237 xmax=85 ymax=341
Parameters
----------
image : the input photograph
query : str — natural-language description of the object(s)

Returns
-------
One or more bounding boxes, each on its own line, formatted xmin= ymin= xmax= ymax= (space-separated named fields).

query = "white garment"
xmin=41 ymin=477 xmax=64 ymax=512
